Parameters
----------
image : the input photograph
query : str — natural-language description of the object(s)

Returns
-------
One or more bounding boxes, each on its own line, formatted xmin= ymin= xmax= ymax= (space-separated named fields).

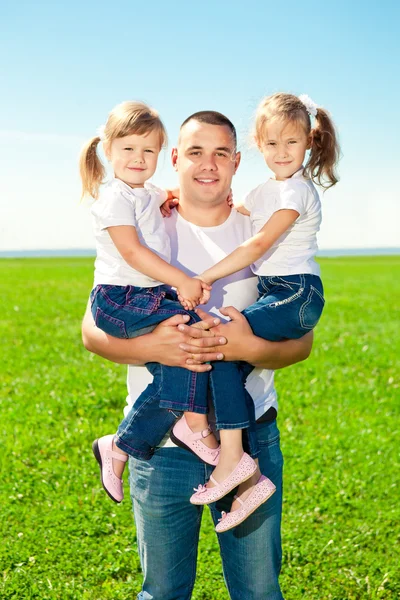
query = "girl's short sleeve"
xmin=92 ymin=188 xmax=137 ymax=230
xmin=146 ymin=182 xmax=168 ymax=205
xmin=275 ymin=180 xmax=308 ymax=216
xmin=243 ymin=188 xmax=256 ymax=212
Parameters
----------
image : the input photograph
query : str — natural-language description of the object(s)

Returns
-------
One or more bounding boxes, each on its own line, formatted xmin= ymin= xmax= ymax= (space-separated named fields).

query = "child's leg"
xmin=183 ymin=412 xmax=219 ymax=450
xmin=206 ymin=360 xmax=260 ymax=485
xmin=244 ymin=274 xmax=325 ymax=341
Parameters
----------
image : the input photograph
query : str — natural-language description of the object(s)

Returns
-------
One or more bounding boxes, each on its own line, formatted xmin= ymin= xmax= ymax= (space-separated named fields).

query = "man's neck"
xmin=177 ymin=196 xmax=232 ymax=227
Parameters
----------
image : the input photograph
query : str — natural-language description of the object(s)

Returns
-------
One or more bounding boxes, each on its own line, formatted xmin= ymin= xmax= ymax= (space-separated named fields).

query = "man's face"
xmin=172 ymin=120 xmax=240 ymax=205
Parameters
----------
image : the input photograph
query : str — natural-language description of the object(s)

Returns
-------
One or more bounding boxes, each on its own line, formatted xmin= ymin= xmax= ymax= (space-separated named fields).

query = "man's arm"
xmin=81 ymin=302 xmax=227 ymax=371
xmin=177 ymin=307 xmax=313 ymax=370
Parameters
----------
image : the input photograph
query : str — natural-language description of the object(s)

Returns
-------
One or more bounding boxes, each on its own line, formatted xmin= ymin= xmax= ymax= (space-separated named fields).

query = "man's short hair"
xmin=180 ymin=111 xmax=237 ymax=148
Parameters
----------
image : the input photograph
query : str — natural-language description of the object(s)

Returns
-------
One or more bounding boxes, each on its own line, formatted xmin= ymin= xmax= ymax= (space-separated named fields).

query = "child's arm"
xmin=200 ymin=209 xmax=299 ymax=284
xmin=234 ymin=204 xmax=250 ymax=216
xmin=107 ymin=225 xmax=210 ymax=309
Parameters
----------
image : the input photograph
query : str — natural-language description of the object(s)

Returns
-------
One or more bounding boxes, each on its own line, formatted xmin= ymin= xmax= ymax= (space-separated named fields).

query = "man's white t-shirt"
xmin=125 ymin=208 xmax=278 ymax=446
xmin=91 ymin=179 xmax=169 ymax=288
xmin=244 ymin=169 xmax=321 ymax=277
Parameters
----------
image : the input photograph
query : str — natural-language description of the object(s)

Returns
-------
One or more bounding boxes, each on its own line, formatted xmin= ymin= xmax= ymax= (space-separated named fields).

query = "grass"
xmin=0 ymin=256 xmax=399 ymax=599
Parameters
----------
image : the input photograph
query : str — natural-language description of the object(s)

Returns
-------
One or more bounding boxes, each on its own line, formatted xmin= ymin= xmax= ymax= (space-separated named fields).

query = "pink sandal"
xmin=190 ymin=453 xmax=257 ymax=505
xmin=215 ymin=475 xmax=276 ymax=532
xmin=92 ymin=435 xmax=128 ymax=503
xmin=170 ymin=415 xmax=220 ymax=466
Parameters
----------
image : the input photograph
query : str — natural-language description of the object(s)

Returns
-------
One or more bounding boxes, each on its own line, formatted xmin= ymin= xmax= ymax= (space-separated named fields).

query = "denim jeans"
xmin=91 ymin=284 xmax=258 ymax=459
xmin=129 ymin=419 xmax=284 ymax=600
xmin=220 ymin=273 xmax=325 ymax=394
xmin=246 ymin=274 xmax=325 ymax=341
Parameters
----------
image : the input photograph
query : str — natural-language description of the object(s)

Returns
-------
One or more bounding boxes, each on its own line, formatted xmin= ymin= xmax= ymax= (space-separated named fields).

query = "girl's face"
xmin=106 ymin=130 xmax=161 ymax=188
xmin=258 ymin=120 xmax=310 ymax=181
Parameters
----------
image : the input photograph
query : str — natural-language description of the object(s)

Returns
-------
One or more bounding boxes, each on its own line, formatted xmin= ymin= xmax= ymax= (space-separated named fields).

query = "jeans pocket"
xmin=94 ymin=307 xmax=128 ymax=338
xmin=125 ymin=287 xmax=163 ymax=315
xmin=299 ymin=286 xmax=325 ymax=330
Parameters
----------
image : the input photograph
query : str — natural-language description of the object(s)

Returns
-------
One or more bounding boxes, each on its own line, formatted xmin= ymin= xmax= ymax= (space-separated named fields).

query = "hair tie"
xmin=96 ymin=124 xmax=106 ymax=141
xmin=298 ymin=94 xmax=318 ymax=117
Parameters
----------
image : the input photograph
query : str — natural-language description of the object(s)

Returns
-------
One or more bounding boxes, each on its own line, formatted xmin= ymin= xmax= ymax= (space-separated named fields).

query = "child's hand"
xmin=160 ymin=197 xmax=179 ymax=218
xmin=177 ymin=277 xmax=211 ymax=311
xmin=198 ymin=280 xmax=211 ymax=305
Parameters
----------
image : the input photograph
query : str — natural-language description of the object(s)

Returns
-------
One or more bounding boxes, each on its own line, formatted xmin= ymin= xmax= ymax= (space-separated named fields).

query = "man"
xmin=82 ymin=111 xmax=312 ymax=600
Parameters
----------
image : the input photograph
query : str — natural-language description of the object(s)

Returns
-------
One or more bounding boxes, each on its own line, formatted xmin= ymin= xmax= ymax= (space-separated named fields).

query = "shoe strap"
xmin=209 ymin=474 xmax=219 ymax=486
xmin=109 ymin=450 xmax=129 ymax=462
xmin=187 ymin=425 xmax=212 ymax=441
xmin=233 ymin=494 xmax=245 ymax=506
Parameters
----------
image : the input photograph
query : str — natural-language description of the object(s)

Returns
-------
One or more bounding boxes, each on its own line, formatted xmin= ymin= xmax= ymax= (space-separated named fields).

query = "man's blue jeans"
xmin=129 ymin=419 xmax=284 ymax=600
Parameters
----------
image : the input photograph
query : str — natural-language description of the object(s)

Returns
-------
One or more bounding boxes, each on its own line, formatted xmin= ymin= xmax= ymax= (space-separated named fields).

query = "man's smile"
xmin=194 ymin=177 xmax=219 ymax=185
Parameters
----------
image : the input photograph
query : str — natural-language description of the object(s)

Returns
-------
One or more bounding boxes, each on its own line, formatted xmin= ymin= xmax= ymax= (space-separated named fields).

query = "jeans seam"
xmin=310 ymin=284 xmax=325 ymax=303
xmin=216 ymin=420 xmax=250 ymax=429
xmin=118 ymin=376 xmax=163 ymax=438
xmin=299 ymin=283 xmax=324 ymax=330
xmin=95 ymin=307 xmax=128 ymax=338
xmin=263 ymin=275 xmax=305 ymax=308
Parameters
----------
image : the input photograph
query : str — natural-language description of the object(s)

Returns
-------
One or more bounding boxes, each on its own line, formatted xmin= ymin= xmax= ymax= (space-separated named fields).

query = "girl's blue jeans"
xmin=90 ymin=274 xmax=324 ymax=462
xmin=90 ymin=284 xmax=258 ymax=459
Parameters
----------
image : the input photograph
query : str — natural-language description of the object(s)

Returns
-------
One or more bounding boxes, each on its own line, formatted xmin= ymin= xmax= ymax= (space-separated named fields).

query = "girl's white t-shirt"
xmin=244 ymin=169 xmax=321 ymax=276
xmin=125 ymin=208 xmax=278 ymax=441
xmin=91 ymin=178 xmax=169 ymax=287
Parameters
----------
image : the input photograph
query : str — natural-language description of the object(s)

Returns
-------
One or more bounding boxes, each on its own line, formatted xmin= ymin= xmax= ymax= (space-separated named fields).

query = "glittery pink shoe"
xmin=215 ymin=475 xmax=276 ymax=533
xmin=190 ymin=453 xmax=257 ymax=505
xmin=92 ymin=435 xmax=128 ymax=503
xmin=170 ymin=415 xmax=220 ymax=466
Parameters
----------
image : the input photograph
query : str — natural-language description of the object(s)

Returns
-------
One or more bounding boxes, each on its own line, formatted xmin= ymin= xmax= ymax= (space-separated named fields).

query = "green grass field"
xmin=1 ymin=256 xmax=399 ymax=600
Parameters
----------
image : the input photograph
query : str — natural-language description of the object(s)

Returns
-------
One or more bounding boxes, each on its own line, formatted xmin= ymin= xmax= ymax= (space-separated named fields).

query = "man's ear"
xmin=171 ymin=147 xmax=178 ymax=170
xmin=233 ymin=151 xmax=241 ymax=174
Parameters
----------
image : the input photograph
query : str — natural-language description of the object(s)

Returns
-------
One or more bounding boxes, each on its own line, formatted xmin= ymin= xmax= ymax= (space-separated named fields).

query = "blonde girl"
xmin=187 ymin=93 xmax=340 ymax=532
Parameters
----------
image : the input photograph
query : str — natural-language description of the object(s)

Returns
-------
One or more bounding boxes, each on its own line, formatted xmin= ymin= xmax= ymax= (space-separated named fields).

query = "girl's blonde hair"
xmin=254 ymin=93 xmax=340 ymax=189
xmin=79 ymin=101 xmax=167 ymax=199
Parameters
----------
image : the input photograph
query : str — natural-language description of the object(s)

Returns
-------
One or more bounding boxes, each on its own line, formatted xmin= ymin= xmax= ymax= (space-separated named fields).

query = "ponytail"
xmin=79 ymin=136 xmax=105 ymax=199
xmin=306 ymin=108 xmax=340 ymax=190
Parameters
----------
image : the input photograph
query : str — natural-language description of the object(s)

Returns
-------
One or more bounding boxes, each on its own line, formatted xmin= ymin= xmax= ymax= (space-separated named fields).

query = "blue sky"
xmin=1 ymin=0 xmax=399 ymax=250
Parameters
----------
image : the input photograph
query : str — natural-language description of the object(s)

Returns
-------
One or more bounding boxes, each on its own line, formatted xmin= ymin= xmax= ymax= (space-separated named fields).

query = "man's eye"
xmin=190 ymin=151 xmax=201 ymax=156
xmin=216 ymin=152 xmax=228 ymax=158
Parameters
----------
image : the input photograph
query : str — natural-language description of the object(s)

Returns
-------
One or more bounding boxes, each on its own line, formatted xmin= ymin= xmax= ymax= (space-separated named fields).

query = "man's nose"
xmin=200 ymin=154 xmax=217 ymax=170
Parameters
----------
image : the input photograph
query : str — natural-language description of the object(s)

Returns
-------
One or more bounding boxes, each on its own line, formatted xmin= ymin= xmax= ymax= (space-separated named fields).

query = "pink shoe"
xmin=215 ymin=475 xmax=276 ymax=533
xmin=170 ymin=415 xmax=220 ymax=466
xmin=92 ymin=435 xmax=128 ymax=503
xmin=190 ymin=453 xmax=257 ymax=505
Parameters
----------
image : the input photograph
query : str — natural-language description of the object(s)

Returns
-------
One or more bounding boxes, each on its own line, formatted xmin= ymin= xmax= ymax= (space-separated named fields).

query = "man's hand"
xmin=199 ymin=306 xmax=252 ymax=362
xmin=160 ymin=188 xmax=180 ymax=218
xmin=160 ymin=197 xmax=179 ymax=218
xmin=150 ymin=313 xmax=226 ymax=371
xmin=194 ymin=306 xmax=313 ymax=369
